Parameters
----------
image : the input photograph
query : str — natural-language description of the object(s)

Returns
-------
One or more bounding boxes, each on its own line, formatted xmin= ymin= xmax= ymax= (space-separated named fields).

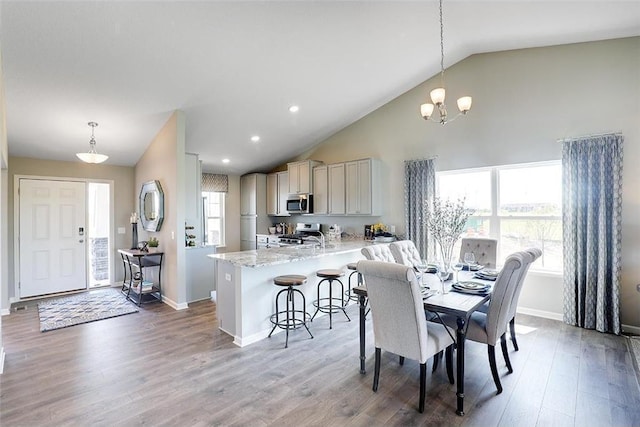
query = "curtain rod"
xmin=557 ymin=131 xmax=622 ymax=143
xmin=405 ymin=155 xmax=438 ymax=162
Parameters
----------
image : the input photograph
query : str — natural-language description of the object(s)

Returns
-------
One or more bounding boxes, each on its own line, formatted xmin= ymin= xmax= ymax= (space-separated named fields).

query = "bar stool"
xmin=268 ymin=274 xmax=313 ymax=348
xmin=344 ymin=262 xmax=362 ymax=305
xmin=311 ymin=269 xmax=351 ymax=329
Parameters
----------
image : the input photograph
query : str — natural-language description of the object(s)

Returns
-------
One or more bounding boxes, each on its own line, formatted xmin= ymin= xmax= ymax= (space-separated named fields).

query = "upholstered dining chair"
xmin=357 ymin=260 xmax=455 ymax=413
xmin=505 ymin=248 xmax=542 ymax=351
xmin=361 ymin=244 xmax=396 ymax=262
xmin=459 ymin=237 xmax=498 ymax=268
xmin=474 ymin=248 xmax=541 ymax=351
xmin=432 ymin=251 xmax=528 ymax=394
xmin=389 ymin=240 xmax=423 ymax=267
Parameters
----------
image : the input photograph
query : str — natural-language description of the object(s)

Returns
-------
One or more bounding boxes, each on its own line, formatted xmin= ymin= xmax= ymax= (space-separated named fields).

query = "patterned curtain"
xmin=562 ymin=133 xmax=623 ymax=334
xmin=202 ymin=173 xmax=228 ymax=192
xmin=404 ymin=158 xmax=435 ymax=259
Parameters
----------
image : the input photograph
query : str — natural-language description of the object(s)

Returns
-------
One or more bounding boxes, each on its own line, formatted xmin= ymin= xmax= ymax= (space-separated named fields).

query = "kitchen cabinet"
xmin=185 ymin=246 xmax=216 ymax=302
xmin=312 ymin=165 xmax=328 ymax=215
xmin=241 ymin=173 xmax=259 ymax=215
xmin=288 ymin=160 xmax=323 ymax=194
xmin=328 ymin=163 xmax=346 ymax=215
xmin=240 ymin=216 xmax=257 ymax=250
xmin=346 ymin=158 xmax=380 ymax=215
xmin=267 ymin=171 xmax=290 ymax=216
xmin=240 ymin=173 xmax=269 ymax=250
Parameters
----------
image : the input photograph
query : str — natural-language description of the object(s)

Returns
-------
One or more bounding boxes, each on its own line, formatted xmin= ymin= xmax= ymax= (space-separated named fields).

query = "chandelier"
xmin=420 ymin=0 xmax=472 ymax=124
xmin=76 ymin=121 xmax=108 ymax=164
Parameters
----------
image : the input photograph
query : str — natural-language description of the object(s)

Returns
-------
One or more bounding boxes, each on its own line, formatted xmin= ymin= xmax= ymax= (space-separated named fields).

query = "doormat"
xmin=38 ymin=288 xmax=138 ymax=332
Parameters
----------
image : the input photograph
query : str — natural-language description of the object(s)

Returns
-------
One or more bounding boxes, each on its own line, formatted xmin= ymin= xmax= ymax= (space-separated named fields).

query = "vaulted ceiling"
xmin=1 ymin=1 xmax=638 ymax=174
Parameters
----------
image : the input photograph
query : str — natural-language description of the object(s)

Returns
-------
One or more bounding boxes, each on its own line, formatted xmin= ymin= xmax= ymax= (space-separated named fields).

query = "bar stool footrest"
xmin=269 ymin=310 xmax=312 ymax=330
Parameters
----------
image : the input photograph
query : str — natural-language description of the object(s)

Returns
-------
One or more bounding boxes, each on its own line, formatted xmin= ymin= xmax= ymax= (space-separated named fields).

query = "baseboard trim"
xmin=517 ymin=307 xmax=563 ymax=321
xmin=517 ymin=307 xmax=640 ymax=334
xmin=161 ymin=296 xmax=188 ymax=311
xmin=622 ymin=324 xmax=640 ymax=335
xmin=232 ymin=327 xmax=277 ymax=348
xmin=1 ymin=308 xmax=9 ymax=316
xmin=0 ymin=346 xmax=5 ymax=374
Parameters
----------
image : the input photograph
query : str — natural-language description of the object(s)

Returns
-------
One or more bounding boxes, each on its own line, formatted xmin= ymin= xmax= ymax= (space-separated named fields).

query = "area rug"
xmin=38 ymin=288 xmax=138 ymax=332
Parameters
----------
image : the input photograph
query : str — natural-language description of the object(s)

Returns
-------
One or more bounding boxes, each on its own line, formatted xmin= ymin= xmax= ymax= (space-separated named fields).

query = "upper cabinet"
xmin=312 ymin=165 xmax=328 ymax=215
xmin=288 ymin=160 xmax=323 ymax=194
xmin=328 ymin=163 xmax=346 ymax=215
xmin=240 ymin=174 xmax=256 ymax=215
xmin=267 ymin=171 xmax=290 ymax=216
xmin=345 ymin=158 xmax=380 ymax=216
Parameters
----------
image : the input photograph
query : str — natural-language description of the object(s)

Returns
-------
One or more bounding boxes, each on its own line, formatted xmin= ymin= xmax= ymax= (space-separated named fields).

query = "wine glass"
xmin=451 ymin=259 xmax=463 ymax=283
xmin=415 ymin=259 xmax=429 ymax=288
xmin=437 ymin=262 xmax=450 ymax=294
xmin=464 ymin=252 xmax=476 ymax=273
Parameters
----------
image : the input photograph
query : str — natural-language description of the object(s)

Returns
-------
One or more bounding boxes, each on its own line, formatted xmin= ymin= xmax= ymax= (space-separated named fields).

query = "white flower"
xmin=423 ymin=197 xmax=473 ymax=265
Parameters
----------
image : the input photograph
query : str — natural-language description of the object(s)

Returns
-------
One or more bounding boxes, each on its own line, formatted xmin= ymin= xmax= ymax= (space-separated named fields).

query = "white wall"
xmin=302 ymin=37 xmax=640 ymax=328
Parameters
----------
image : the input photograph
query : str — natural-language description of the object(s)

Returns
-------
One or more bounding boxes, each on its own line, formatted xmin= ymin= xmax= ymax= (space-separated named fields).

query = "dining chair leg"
xmin=432 ymin=350 xmax=442 ymax=372
xmin=399 ymin=356 xmax=405 ymax=366
xmin=488 ymin=345 xmax=503 ymax=394
xmin=419 ymin=362 xmax=426 ymax=413
xmin=373 ymin=347 xmax=381 ymax=392
xmin=445 ymin=345 xmax=454 ymax=384
xmin=501 ymin=333 xmax=513 ymax=373
xmin=509 ymin=317 xmax=519 ymax=351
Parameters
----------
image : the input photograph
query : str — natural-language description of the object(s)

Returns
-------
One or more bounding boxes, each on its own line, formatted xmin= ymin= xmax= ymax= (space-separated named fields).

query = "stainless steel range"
xmin=278 ymin=223 xmax=322 ymax=246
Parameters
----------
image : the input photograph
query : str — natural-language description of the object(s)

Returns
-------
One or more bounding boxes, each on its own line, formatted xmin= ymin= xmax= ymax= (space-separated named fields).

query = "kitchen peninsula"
xmin=208 ymin=241 xmax=373 ymax=347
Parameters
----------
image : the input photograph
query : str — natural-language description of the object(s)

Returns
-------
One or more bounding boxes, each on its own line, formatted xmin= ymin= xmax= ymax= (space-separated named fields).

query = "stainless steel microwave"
xmin=286 ymin=194 xmax=313 ymax=214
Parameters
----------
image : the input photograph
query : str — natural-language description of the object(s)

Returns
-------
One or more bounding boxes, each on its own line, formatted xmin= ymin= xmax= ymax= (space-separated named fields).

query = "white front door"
xmin=19 ymin=179 xmax=87 ymax=298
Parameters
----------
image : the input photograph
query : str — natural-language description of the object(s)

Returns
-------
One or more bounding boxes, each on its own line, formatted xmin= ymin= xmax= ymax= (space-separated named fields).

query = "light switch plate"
xmin=117 ymin=227 xmax=126 ymax=234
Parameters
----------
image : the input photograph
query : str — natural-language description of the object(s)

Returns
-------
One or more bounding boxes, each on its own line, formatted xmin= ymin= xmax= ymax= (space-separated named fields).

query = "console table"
xmin=118 ymin=249 xmax=164 ymax=306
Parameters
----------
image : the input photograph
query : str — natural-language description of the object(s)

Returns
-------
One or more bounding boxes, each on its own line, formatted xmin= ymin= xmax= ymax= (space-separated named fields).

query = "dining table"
xmin=352 ymin=271 xmax=493 ymax=416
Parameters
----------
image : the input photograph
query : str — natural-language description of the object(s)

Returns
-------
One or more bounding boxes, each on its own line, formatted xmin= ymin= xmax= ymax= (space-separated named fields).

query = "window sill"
xmin=528 ymin=269 xmax=562 ymax=278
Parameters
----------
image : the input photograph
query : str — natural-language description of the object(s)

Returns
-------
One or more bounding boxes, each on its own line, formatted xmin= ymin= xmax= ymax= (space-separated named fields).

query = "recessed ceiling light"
xmin=251 ymin=135 xmax=260 ymax=142
xmin=222 ymin=158 xmax=230 ymax=164
xmin=289 ymin=105 xmax=299 ymax=113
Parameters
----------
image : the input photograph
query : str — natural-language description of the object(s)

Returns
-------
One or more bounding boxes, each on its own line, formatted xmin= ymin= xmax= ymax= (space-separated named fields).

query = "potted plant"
xmin=423 ymin=197 xmax=472 ymax=276
xmin=148 ymin=237 xmax=159 ymax=249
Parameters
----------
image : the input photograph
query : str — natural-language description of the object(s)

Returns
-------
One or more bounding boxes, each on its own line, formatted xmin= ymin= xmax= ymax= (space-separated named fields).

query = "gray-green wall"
xmin=303 ymin=37 xmax=640 ymax=329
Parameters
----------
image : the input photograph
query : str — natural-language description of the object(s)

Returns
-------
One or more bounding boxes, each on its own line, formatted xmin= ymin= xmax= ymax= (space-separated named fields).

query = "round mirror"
xmin=139 ymin=180 xmax=164 ymax=231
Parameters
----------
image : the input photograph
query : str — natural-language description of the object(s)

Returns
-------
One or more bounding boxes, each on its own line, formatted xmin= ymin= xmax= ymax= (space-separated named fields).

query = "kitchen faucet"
xmin=305 ymin=232 xmax=325 ymax=249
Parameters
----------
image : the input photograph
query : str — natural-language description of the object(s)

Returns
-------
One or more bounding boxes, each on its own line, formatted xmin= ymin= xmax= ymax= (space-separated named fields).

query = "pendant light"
xmin=420 ymin=0 xmax=472 ymax=124
xmin=76 ymin=122 xmax=108 ymax=164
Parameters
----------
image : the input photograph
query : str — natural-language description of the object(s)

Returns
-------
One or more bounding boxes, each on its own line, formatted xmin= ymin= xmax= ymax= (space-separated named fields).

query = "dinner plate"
xmin=455 ymin=281 xmax=489 ymax=291
xmin=452 ymin=281 xmax=491 ymax=295
xmin=452 ymin=286 xmax=490 ymax=295
xmin=474 ymin=271 xmax=498 ymax=281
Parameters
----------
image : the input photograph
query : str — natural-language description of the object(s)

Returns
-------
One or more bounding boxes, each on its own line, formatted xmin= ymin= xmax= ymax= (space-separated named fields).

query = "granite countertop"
xmin=207 ymin=240 xmax=374 ymax=268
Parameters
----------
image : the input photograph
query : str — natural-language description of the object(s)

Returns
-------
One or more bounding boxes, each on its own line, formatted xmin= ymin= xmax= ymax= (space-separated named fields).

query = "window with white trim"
xmin=437 ymin=161 xmax=562 ymax=272
xmin=203 ymin=191 xmax=225 ymax=246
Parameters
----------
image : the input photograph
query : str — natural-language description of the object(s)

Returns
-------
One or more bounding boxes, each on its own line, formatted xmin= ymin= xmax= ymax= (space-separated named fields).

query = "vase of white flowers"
xmin=423 ymin=197 xmax=472 ymax=278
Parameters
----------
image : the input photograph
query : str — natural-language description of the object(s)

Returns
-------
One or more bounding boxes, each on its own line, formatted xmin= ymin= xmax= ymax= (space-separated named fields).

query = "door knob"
xmin=79 ymin=239 xmax=84 ymax=243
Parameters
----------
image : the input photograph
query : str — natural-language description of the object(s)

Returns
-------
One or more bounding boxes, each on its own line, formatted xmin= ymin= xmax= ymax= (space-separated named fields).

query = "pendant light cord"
xmin=439 ymin=0 xmax=445 ymax=87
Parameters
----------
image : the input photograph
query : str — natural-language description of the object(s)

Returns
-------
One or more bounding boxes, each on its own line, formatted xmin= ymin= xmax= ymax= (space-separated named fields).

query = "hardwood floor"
xmin=1 ymin=294 xmax=639 ymax=426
